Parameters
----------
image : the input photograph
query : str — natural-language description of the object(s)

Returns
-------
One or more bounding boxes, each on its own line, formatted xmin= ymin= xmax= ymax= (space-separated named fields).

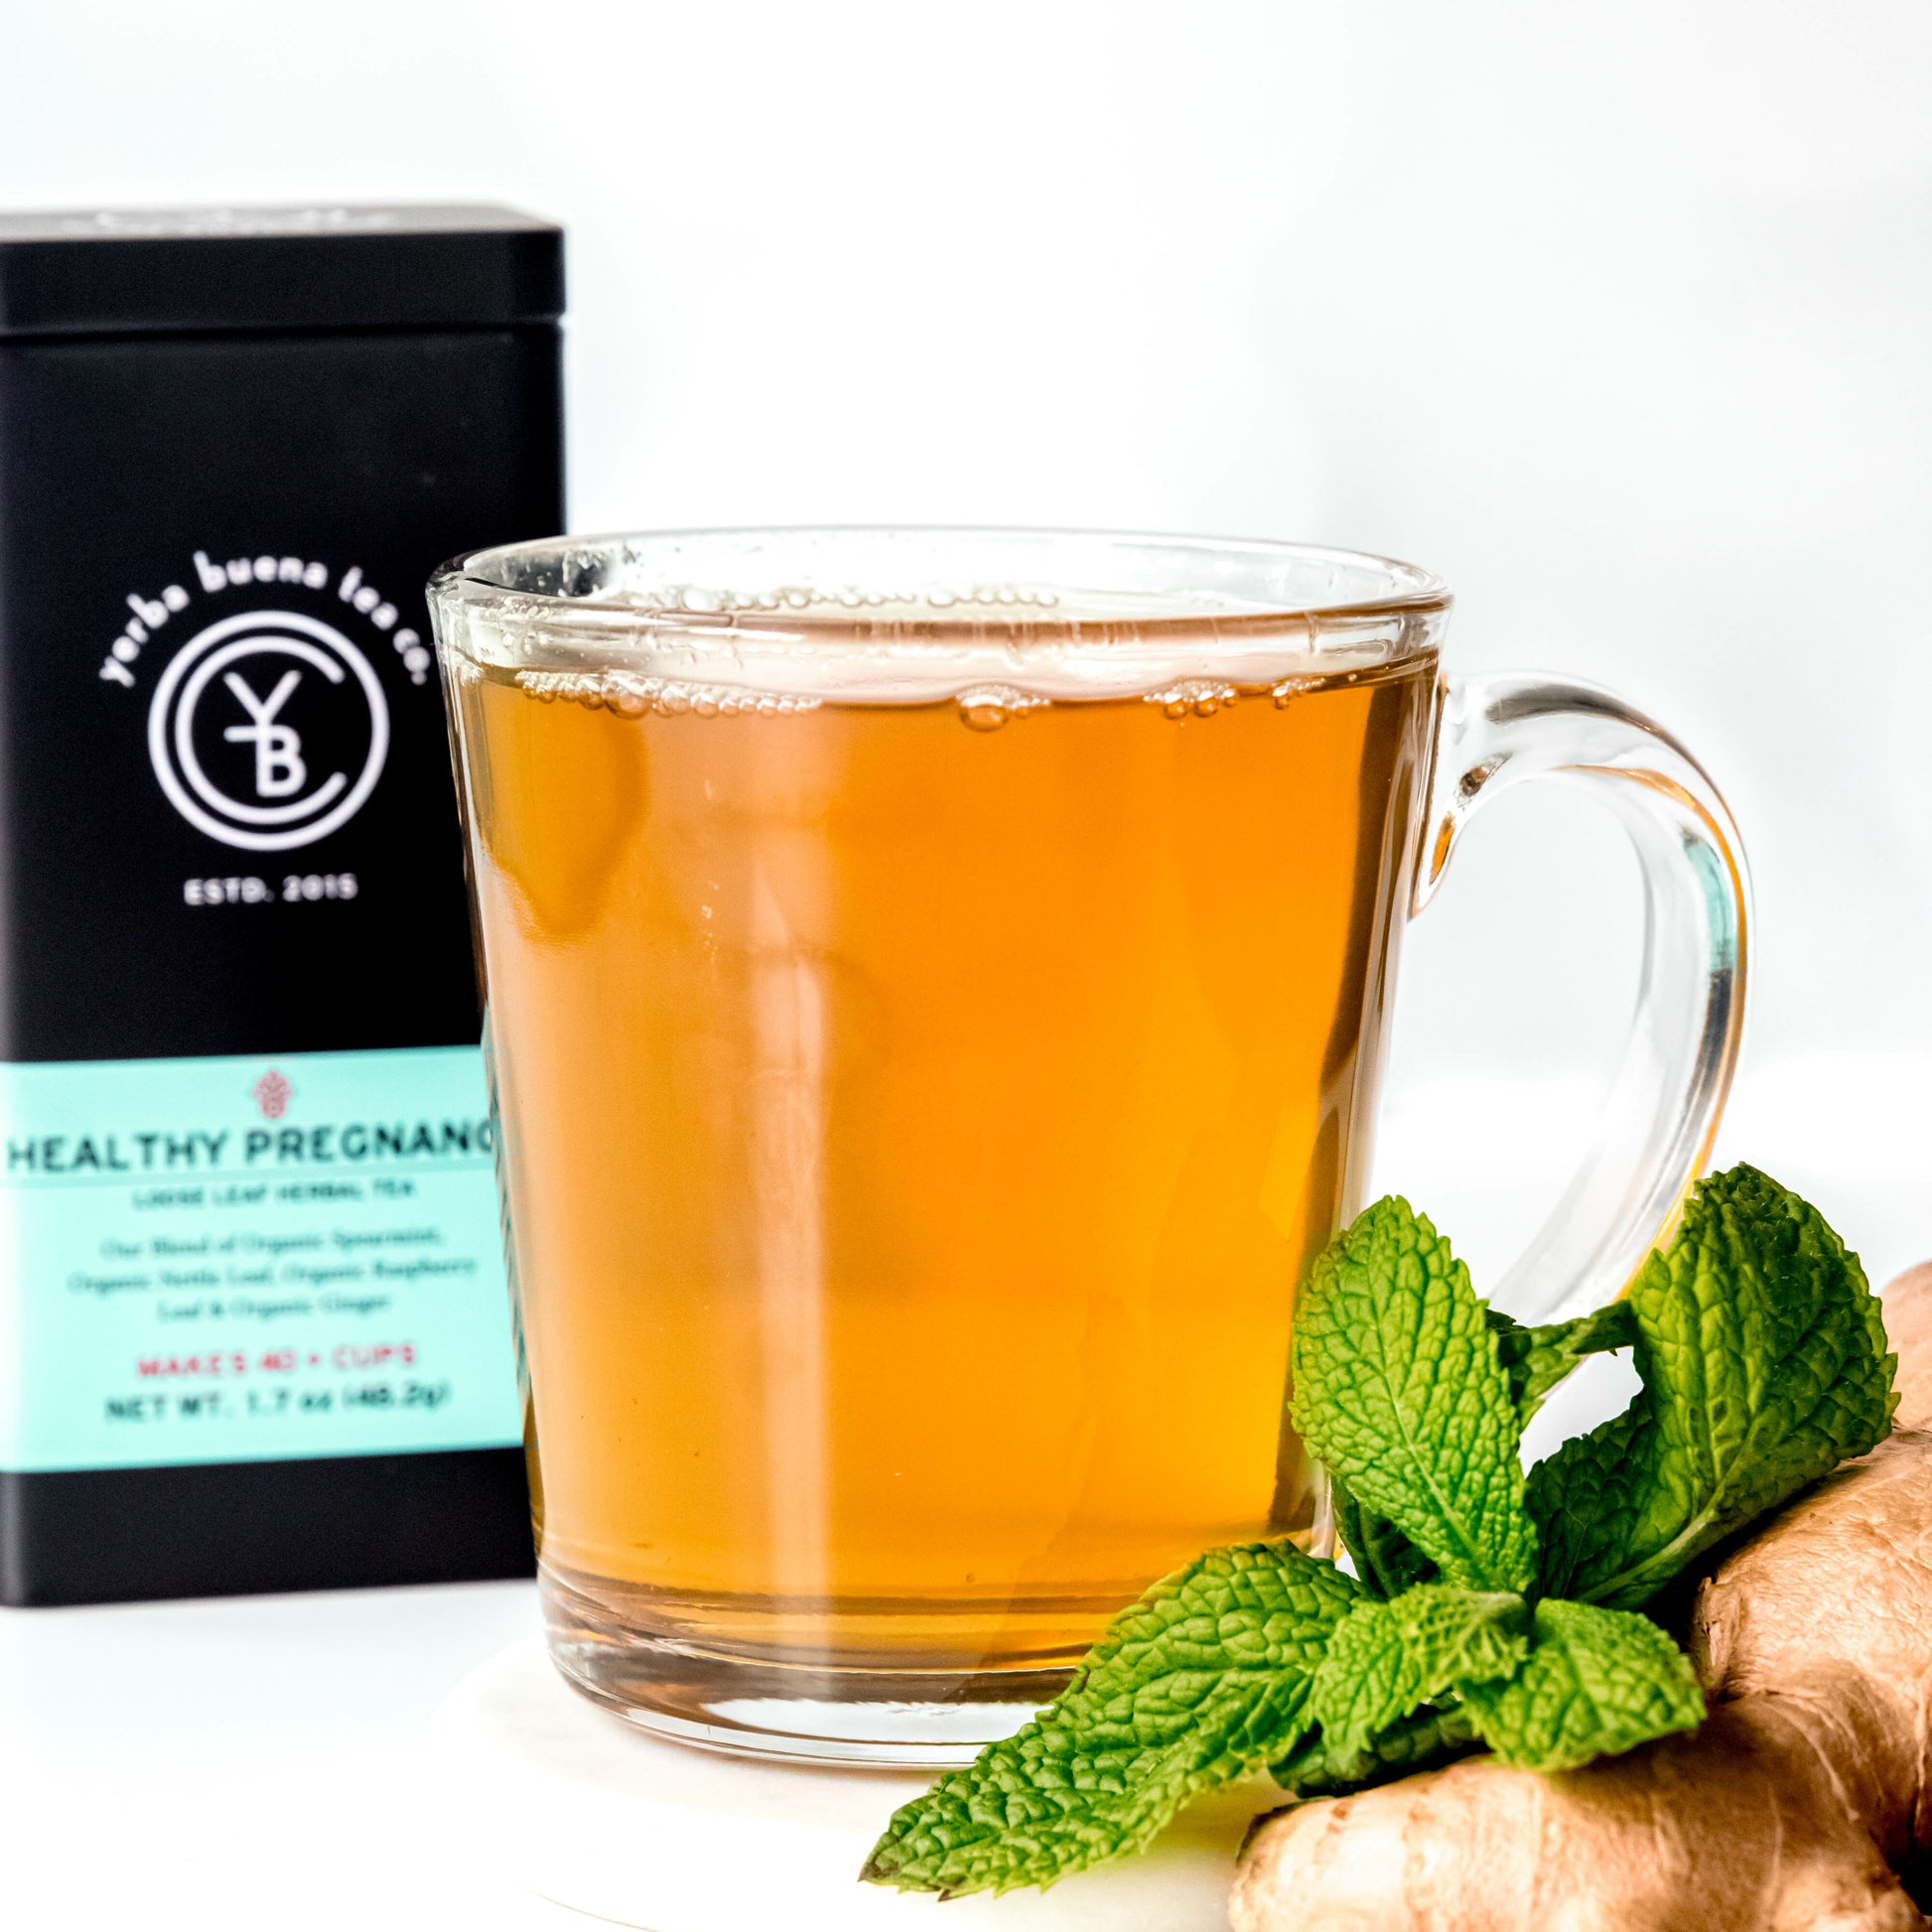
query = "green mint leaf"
xmin=1530 ymin=1164 xmax=1897 ymax=1608
xmin=1524 ymin=1402 xmax=1651 ymax=1599
xmin=1272 ymin=1700 xmax=1479 ymax=1797
xmin=1488 ymin=1300 xmax=1638 ymax=1429
xmin=1291 ymin=1197 xmax=1536 ymax=1593
xmin=1331 ymin=1474 xmax=1438 ymax=1598
xmin=860 ymin=1542 xmax=1360 ymax=1897
xmin=1308 ymin=1584 xmax=1528 ymax=1762
xmin=1458 ymin=1597 xmax=1704 ymax=1772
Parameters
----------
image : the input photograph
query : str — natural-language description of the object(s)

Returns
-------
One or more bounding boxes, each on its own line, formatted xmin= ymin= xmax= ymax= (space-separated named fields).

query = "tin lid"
xmin=0 ymin=204 xmax=564 ymax=338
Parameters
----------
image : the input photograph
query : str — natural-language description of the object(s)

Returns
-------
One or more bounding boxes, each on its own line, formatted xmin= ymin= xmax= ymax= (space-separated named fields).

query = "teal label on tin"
xmin=0 ymin=1046 xmax=521 ymax=1472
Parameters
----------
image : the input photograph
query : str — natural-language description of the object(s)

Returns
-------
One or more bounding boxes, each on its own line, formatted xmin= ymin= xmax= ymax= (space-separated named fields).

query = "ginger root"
xmin=1230 ymin=1262 xmax=1932 ymax=1932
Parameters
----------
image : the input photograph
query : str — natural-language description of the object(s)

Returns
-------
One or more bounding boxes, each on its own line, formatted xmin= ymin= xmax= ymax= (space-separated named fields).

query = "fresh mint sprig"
xmin=862 ymin=1165 xmax=1895 ymax=1899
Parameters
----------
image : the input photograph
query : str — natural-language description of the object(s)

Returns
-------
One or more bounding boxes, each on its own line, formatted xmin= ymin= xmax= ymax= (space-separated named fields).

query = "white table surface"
xmin=0 ymin=1578 xmax=591 ymax=1928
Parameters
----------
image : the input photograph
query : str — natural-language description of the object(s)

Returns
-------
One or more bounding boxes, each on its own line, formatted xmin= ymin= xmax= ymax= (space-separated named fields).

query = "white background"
xmin=1 ymin=5 xmax=1929 ymax=1925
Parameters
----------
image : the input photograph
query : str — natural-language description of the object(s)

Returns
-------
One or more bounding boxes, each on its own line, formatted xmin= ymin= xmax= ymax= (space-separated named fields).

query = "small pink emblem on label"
xmin=252 ymin=1070 xmax=293 ymax=1120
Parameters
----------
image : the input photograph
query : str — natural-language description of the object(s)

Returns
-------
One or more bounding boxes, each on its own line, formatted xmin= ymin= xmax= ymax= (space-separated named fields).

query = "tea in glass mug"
xmin=429 ymin=531 xmax=1745 ymax=1763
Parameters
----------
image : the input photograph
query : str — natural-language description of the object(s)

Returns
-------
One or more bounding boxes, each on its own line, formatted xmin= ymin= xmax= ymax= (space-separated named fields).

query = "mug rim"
xmin=427 ymin=526 xmax=1452 ymax=640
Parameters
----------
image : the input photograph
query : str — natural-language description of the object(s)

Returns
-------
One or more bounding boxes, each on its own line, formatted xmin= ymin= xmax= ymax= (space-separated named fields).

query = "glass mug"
xmin=428 ymin=530 xmax=1746 ymax=1765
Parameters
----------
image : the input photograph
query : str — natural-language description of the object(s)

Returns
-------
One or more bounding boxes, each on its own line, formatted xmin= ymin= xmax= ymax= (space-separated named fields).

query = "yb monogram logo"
xmin=223 ymin=669 xmax=306 ymax=798
xmin=147 ymin=612 xmax=390 ymax=852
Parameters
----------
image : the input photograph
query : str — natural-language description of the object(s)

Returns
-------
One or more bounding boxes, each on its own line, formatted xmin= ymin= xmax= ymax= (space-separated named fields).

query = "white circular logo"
xmin=147 ymin=611 xmax=390 ymax=852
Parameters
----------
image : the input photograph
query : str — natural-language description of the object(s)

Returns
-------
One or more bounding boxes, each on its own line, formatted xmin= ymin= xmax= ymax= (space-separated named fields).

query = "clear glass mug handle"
xmin=1416 ymin=673 xmax=1751 ymax=1323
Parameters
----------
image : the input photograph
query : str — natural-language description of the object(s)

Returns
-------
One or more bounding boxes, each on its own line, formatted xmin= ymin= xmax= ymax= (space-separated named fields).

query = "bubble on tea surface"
xmin=517 ymin=669 xmax=820 ymax=718
xmin=638 ymin=579 xmax=1065 ymax=620
xmin=955 ymin=684 xmax=1047 ymax=732
xmin=1147 ymin=678 xmax=1238 ymax=720
xmin=1272 ymin=675 xmax=1317 ymax=708
xmin=517 ymin=671 xmax=604 ymax=709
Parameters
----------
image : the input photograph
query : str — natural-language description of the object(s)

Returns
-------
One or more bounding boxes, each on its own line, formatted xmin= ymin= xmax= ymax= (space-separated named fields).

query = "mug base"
xmin=540 ymin=1563 xmax=1078 ymax=1765
xmin=551 ymin=1642 xmax=1053 ymax=1766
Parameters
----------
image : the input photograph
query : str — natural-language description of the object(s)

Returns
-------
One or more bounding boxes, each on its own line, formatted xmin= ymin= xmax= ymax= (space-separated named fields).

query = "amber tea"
xmin=455 ymin=630 xmax=1433 ymax=1711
